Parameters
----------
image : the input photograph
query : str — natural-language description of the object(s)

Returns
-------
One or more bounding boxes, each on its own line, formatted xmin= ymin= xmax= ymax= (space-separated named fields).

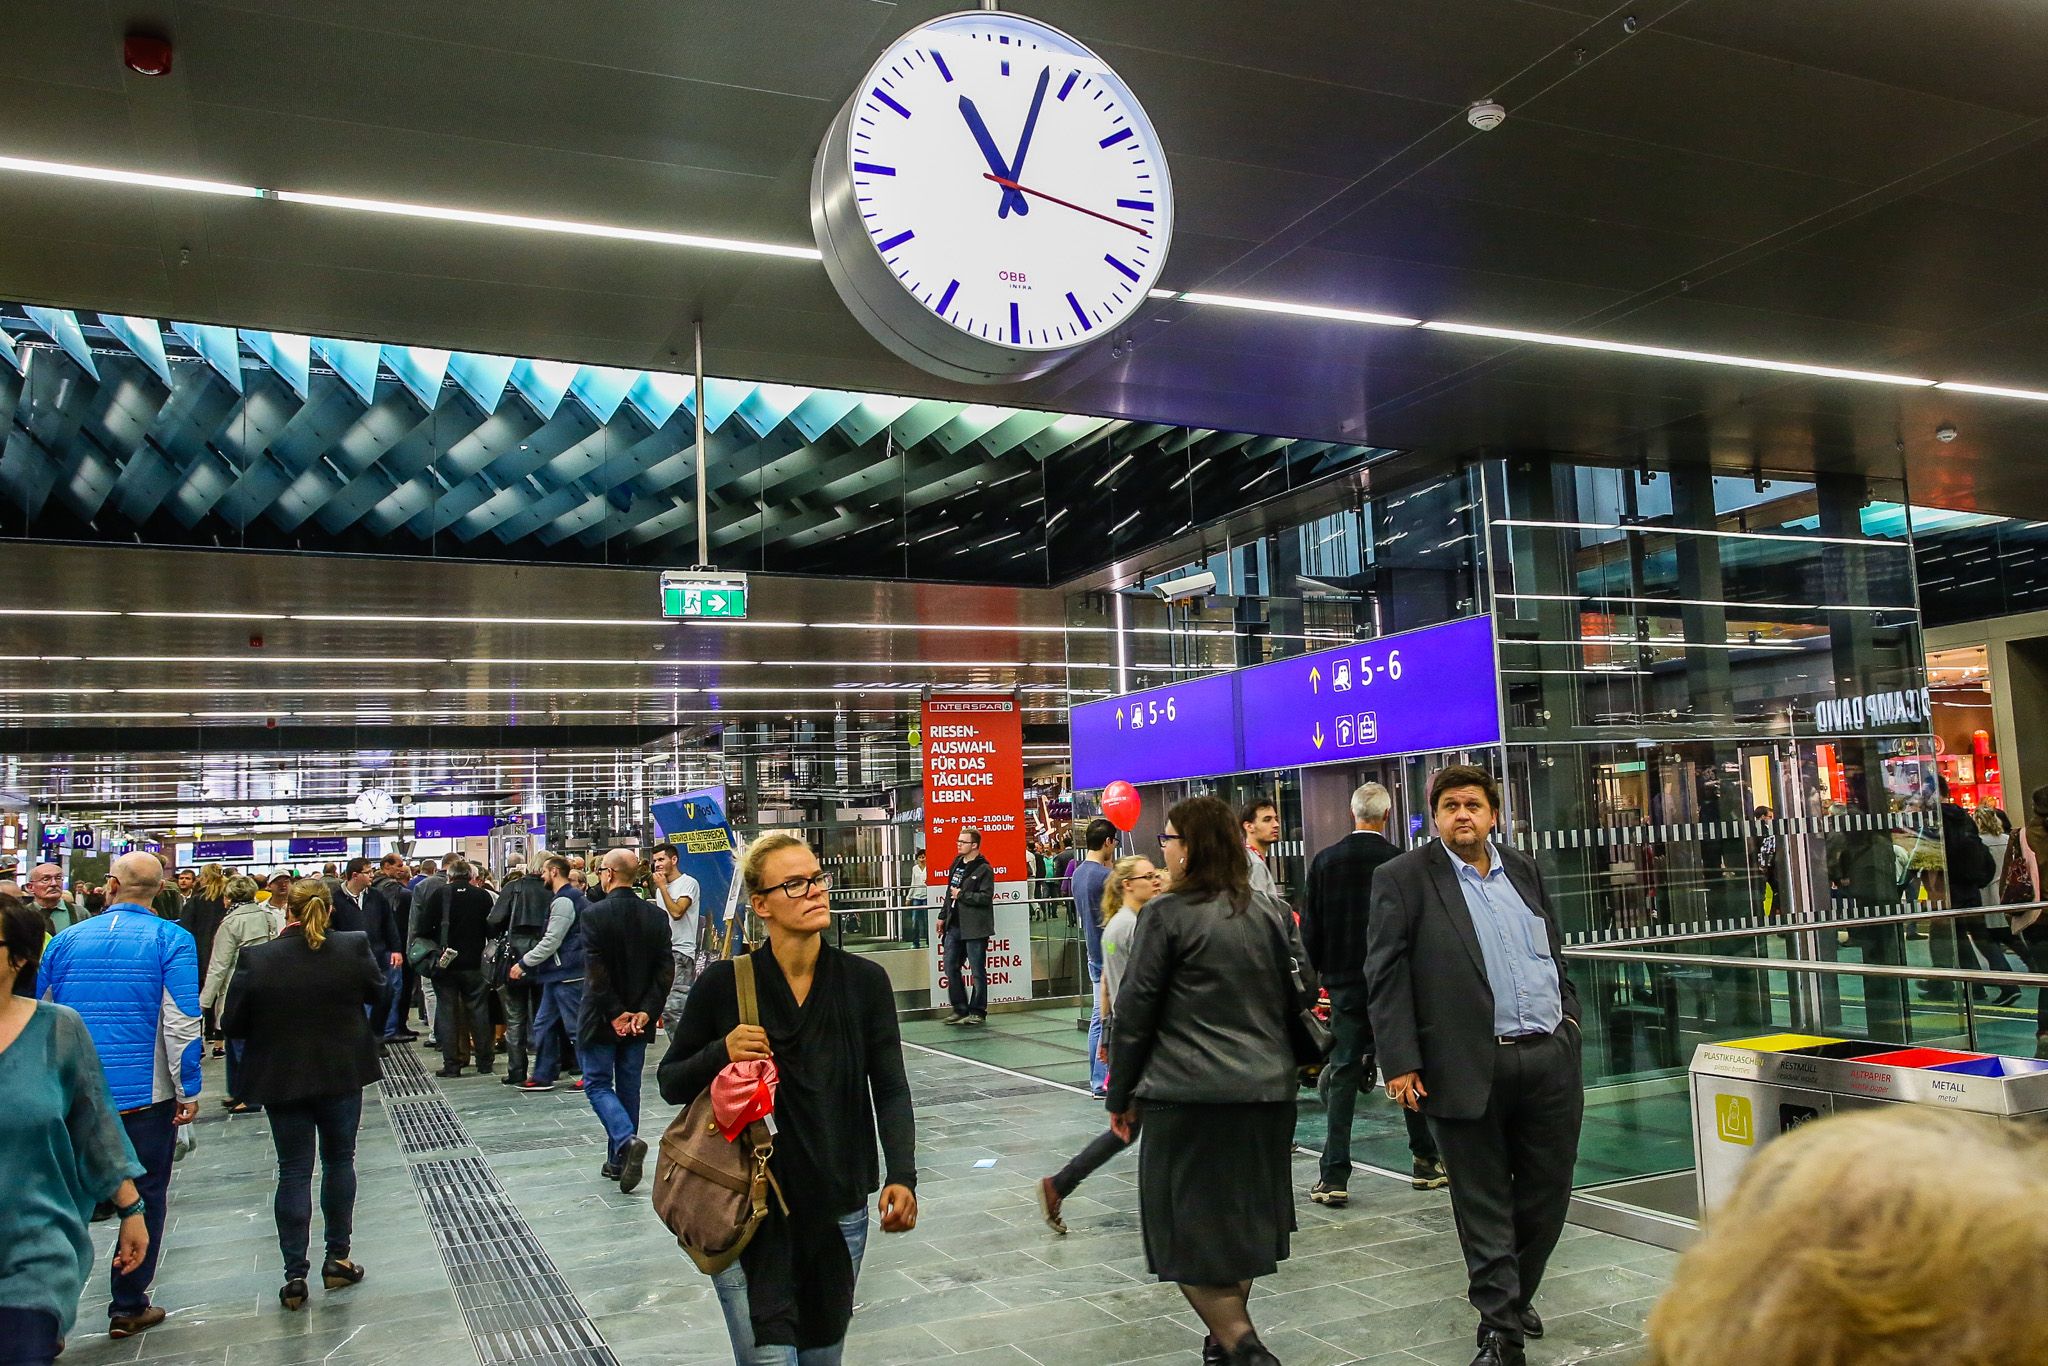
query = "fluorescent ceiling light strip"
xmin=272 ymin=191 xmax=821 ymax=261
xmin=1497 ymin=592 xmax=1913 ymax=614
xmin=116 ymin=687 xmax=428 ymax=695
xmin=288 ymin=614 xmax=678 ymax=627
xmin=0 ymin=154 xmax=262 ymax=199
xmin=1512 ymin=638 xmax=1804 ymax=651
xmin=1934 ymin=381 xmax=2048 ymax=402
xmin=1423 ymin=320 xmax=1935 ymax=386
xmin=130 ymin=611 xmax=288 ymax=620
xmin=1165 ymin=290 xmax=1422 ymax=329
xmin=1490 ymin=518 xmax=1909 ymax=550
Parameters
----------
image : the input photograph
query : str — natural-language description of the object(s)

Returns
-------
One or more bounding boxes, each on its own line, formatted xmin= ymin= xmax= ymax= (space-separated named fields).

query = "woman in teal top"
xmin=0 ymin=896 xmax=148 ymax=1365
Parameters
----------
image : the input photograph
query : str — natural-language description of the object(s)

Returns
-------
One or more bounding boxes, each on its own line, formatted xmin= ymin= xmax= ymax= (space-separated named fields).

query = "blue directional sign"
xmin=1072 ymin=615 xmax=1502 ymax=788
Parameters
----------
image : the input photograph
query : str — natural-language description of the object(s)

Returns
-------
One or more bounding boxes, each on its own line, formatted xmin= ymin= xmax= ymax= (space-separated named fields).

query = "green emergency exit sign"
xmin=661 ymin=570 xmax=749 ymax=619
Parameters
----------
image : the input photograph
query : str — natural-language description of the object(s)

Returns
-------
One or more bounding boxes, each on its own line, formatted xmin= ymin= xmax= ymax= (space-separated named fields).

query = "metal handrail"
xmin=1568 ymin=899 xmax=2047 ymax=949
xmin=1561 ymin=945 xmax=2048 ymax=1052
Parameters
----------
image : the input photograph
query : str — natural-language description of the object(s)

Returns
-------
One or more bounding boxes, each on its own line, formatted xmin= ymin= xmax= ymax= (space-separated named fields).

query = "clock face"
xmin=351 ymin=788 xmax=396 ymax=827
xmin=812 ymin=11 xmax=1173 ymax=383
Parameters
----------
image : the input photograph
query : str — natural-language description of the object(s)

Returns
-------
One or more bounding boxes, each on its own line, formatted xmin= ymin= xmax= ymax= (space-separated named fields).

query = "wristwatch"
xmin=115 ymin=1197 xmax=146 ymax=1220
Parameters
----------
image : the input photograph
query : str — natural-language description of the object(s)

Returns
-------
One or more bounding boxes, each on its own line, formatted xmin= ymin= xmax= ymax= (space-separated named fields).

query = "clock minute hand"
xmin=957 ymin=96 xmax=1027 ymax=217
xmin=1000 ymin=66 xmax=1052 ymax=220
xmin=982 ymin=175 xmax=1150 ymax=236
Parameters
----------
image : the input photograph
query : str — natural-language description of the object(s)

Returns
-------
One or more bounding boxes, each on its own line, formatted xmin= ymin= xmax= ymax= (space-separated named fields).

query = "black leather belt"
xmin=1497 ymin=1031 xmax=1550 ymax=1045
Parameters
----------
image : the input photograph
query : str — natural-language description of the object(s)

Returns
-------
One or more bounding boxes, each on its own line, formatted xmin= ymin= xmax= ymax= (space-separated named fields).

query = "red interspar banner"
xmin=922 ymin=694 xmax=1026 ymax=884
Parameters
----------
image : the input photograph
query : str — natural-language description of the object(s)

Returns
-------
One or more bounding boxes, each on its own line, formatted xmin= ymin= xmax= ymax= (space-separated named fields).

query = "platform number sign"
xmin=661 ymin=571 xmax=749 ymax=620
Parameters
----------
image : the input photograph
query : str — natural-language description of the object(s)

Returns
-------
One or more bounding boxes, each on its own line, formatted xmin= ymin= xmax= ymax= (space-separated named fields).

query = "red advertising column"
xmin=922 ymin=694 xmax=1030 ymax=1007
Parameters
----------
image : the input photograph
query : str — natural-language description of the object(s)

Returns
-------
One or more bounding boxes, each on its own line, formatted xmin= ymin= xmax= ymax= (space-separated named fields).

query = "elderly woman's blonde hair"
xmin=1645 ymin=1106 xmax=2048 ymax=1366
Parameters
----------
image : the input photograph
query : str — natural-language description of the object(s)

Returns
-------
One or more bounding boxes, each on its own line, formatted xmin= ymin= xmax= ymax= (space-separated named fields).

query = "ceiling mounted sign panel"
xmin=811 ymin=10 xmax=1174 ymax=384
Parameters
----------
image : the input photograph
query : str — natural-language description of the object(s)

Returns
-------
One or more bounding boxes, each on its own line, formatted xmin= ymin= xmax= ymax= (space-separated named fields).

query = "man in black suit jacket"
xmin=1299 ymin=782 xmax=1444 ymax=1206
xmin=577 ymin=848 xmax=674 ymax=1195
xmin=1365 ymin=766 xmax=1582 ymax=1366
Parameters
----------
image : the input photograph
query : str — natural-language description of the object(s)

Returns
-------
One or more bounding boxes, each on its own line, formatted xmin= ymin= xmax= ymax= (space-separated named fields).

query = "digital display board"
xmin=1071 ymin=670 xmax=1239 ymax=789
xmin=1072 ymin=615 xmax=1501 ymax=788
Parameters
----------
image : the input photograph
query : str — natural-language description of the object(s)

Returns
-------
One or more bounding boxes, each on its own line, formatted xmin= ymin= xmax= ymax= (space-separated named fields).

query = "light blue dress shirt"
xmin=1443 ymin=840 xmax=1564 ymax=1037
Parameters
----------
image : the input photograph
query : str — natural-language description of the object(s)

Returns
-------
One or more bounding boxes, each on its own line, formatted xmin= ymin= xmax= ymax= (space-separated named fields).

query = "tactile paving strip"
xmin=379 ymin=1071 xmax=619 ymax=1366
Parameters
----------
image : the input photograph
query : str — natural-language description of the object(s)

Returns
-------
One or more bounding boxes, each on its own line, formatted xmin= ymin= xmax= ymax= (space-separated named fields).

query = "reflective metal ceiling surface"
xmin=6 ymin=2 xmax=2048 ymax=514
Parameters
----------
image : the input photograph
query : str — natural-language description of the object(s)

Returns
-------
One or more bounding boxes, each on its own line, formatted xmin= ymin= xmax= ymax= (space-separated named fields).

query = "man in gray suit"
xmin=1365 ymin=765 xmax=1582 ymax=1366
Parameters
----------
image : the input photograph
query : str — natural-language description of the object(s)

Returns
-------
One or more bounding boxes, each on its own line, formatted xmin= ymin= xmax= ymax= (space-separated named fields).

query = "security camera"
xmin=1151 ymin=570 xmax=1217 ymax=602
xmin=1935 ymin=423 xmax=1958 ymax=443
xmin=1467 ymin=101 xmax=1507 ymax=131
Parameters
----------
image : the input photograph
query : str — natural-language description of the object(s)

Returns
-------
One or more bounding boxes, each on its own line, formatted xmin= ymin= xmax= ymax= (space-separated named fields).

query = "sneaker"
xmin=569 ymin=1079 xmax=585 ymax=1091
xmin=107 ymin=1306 xmax=166 ymax=1338
xmin=516 ymin=1080 xmax=556 ymax=1094
xmin=961 ymin=1015 xmax=987 ymax=1027
xmin=1036 ymin=1176 xmax=1068 ymax=1235
xmin=1412 ymin=1155 xmax=1450 ymax=1190
xmin=941 ymin=1013 xmax=969 ymax=1026
xmin=618 ymin=1136 xmax=648 ymax=1194
xmin=1309 ymin=1181 xmax=1349 ymax=1208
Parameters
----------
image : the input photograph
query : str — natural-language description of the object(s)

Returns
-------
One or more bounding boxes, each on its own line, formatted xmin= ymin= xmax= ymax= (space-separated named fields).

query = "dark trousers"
xmin=0 ymin=1307 xmax=60 ymax=1366
xmin=112 ymin=1101 xmax=177 ymax=1316
xmin=498 ymin=977 xmax=539 ymax=1082
xmin=1425 ymin=1029 xmax=1583 ymax=1345
xmin=532 ymin=978 xmax=583 ymax=1084
xmin=376 ymin=963 xmax=404 ymax=1038
xmin=225 ymin=1037 xmax=248 ymax=1103
xmin=944 ymin=930 xmax=989 ymax=1018
xmin=1322 ymin=982 xmax=1436 ymax=1186
xmin=1051 ymin=1114 xmax=1138 ymax=1199
xmin=396 ymin=961 xmax=421 ymax=1031
xmin=265 ymin=1091 xmax=362 ymax=1280
xmin=440 ymin=968 xmax=494 ymax=1071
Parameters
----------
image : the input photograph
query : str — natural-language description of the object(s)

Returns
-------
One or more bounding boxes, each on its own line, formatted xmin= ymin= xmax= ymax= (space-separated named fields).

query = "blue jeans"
xmin=711 ymin=1209 xmax=870 ymax=1365
xmin=1086 ymin=959 xmax=1107 ymax=1094
xmin=378 ymin=963 xmax=405 ymax=1038
xmin=265 ymin=1091 xmax=362 ymax=1280
xmin=112 ymin=1102 xmax=176 ymax=1316
xmin=532 ymin=978 xmax=583 ymax=1084
xmin=577 ymin=1039 xmax=645 ymax=1164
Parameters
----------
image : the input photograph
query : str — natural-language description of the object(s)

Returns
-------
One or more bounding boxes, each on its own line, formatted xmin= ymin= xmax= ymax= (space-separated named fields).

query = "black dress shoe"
xmin=1519 ymin=1305 xmax=1543 ymax=1339
xmin=1470 ymin=1329 xmax=1525 ymax=1366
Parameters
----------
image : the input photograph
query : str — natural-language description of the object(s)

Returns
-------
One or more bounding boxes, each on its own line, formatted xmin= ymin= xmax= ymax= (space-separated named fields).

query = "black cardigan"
xmin=659 ymin=943 xmax=916 ymax=1212
xmin=221 ymin=926 xmax=384 ymax=1105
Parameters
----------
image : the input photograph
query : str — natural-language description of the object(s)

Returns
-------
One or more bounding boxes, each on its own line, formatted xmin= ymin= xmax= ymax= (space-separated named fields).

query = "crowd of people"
xmin=5 ymin=777 xmax=2045 ymax=1366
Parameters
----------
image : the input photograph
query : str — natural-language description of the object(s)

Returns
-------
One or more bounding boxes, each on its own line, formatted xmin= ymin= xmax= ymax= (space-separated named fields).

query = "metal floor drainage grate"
xmin=381 ymin=1045 xmax=439 ymax=1100
xmin=391 ymin=1098 xmax=473 ymax=1155
xmin=387 ymin=1105 xmax=618 ymax=1366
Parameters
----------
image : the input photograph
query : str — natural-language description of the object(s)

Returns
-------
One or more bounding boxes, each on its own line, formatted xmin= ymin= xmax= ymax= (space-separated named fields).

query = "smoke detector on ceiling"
xmin=1467 ymin=101 xmax=1507 ymax=131
xmin=1936 ymin=423 xmax=1959 ymax=443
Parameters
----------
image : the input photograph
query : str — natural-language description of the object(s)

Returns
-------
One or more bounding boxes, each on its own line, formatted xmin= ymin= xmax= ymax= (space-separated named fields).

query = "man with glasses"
xmin=935 ymin=827 xmax=995 ymax=1026
xmin=574 ymin=848 xmax=672 ymax=1192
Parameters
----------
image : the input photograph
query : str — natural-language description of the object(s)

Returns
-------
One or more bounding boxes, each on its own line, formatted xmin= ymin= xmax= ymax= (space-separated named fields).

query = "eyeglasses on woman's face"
xmin=1128 ymin=871 xmax=1163 ymax=883
xmin=1156 ymin=832 xmax=1183 ymax=849
xmin=768 ymin=871 xmax=833 ymax=899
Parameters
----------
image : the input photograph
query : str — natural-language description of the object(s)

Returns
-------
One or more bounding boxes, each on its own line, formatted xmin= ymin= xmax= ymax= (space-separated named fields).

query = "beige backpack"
xmin=650 ymin=952 xmax=786 ymax=1273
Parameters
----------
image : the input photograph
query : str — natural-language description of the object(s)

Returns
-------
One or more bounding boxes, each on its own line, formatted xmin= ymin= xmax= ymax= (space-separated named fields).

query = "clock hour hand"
xmin=1001 ymin=67 xmax=1052 ymax=220
xmin=958 ymin=95 xmax=1027 ymax=217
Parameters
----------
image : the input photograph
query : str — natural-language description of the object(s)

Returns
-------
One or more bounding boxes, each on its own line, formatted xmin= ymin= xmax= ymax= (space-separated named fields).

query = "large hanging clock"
xmin=811 ymin=10 xmax=1174 ymax=384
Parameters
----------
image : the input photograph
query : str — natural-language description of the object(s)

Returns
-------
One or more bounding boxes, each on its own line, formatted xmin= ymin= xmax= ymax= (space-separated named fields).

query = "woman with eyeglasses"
xmin=1107 ymin=795 xmax=1308 ymax=1366
xmin=660 ymin=832 xmax=917 ymax=1366
xmin=1038 ymin=854 xmax=1162 ymax=1234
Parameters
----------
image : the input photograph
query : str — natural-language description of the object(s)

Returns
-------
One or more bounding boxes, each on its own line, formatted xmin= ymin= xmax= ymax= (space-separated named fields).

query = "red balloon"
xmin=1101 ymin=781 xmax=1141 ymax=832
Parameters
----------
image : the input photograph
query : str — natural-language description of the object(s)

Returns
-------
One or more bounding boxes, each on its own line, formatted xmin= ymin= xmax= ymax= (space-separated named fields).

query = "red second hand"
xmin=983 ymin=174 xmax=1150 ymax=237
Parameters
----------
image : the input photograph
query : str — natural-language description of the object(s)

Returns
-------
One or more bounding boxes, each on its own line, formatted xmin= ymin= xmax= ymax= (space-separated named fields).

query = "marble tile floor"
xmin=61 ymin=1031 xmax=1671 ymax=1366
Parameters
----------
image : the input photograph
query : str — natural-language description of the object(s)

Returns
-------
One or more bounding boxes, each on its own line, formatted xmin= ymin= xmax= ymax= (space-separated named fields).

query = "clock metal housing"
xmin=812 ymin=11 xmax=1173 ymax=385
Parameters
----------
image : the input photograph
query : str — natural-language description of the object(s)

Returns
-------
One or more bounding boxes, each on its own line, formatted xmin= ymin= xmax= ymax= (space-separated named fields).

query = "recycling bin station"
xmin=1690 ymin=1033 xmax=2048 ymax=1218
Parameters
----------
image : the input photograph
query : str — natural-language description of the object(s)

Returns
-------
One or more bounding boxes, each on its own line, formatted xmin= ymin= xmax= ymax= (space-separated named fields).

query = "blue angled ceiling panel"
xmin=239 ymin=330 xmax=310 ymax=399
xmin=99 ymin=315 xmax=173 ymax=386
xmin=509 ymin=358 xmax=578 ymax=420
xmin=568 ymin=365 xmax=638 ymax=424
xmin=386 ymin=346 xmax=451 ymax=409
xmin=627 ymin=370 xmax=693 ymax=429
xmin=24 ymin=307 xmax=99 ymax=379
xmin=169 ymin=321 xmax=244 ymax=393
xmin=312 ymin=338 xmax=383 ymax=406
xmin=448 ymin=352 xmax=516 ymax=414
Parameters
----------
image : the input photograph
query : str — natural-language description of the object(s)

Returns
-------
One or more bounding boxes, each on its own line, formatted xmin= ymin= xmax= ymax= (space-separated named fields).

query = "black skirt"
xmin=1138 ymin=1099 xmax=1297 ymax=1284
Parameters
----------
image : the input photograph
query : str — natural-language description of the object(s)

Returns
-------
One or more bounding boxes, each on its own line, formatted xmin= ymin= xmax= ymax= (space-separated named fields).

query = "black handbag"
xmin=1260 ymin=899 xmax=1332 ymax=1066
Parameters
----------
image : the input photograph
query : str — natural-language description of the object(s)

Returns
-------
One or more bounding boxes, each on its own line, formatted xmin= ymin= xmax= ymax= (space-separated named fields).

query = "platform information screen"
xmin=1071 ymin=614 xmax=1502 ymax=789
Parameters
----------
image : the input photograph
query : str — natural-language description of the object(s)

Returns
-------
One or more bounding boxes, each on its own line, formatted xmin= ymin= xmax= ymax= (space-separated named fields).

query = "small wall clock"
xmin=812 ymin=10 xmax=1174 ymax=384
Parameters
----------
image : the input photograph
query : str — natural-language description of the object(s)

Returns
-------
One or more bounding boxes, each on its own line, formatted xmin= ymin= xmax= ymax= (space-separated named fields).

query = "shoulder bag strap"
xmin=735 ymin=951 xmax=759 ymax=1028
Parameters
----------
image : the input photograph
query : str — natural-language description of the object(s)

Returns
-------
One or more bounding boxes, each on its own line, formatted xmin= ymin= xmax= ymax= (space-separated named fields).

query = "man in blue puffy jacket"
xmin=40 ymin=850 xmax=202 ymax=1340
